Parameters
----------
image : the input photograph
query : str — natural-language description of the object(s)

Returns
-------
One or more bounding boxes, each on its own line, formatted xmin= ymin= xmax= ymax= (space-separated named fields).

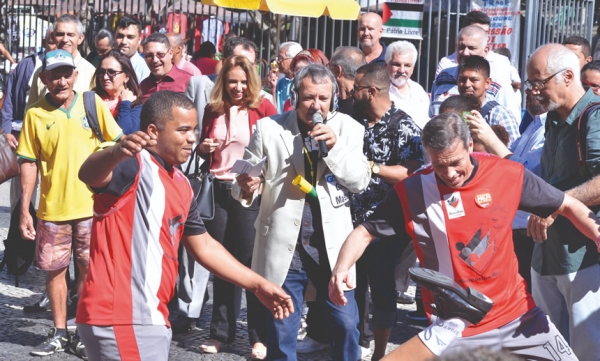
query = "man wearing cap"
xmin=26 ymin=14 xmax=96 ymax=109
xmin=17 ymin=49 xmax=122 ymax=358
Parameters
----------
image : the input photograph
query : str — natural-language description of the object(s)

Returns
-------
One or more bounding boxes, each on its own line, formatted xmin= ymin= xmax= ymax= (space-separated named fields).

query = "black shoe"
xmin=170 ymin=316 xmax=197 ymax=334
xmin=408 ymin=267 xmax=494 ymax=325
xmin=23 ymin=293 xmax=50 ymax=314
xmin=68 ymin=332 xmax=88 ymax=360
xmin=30 ymin=327 xmax=68 ymax=356
xmin=396 ymin=293 xmax=415 ymax=305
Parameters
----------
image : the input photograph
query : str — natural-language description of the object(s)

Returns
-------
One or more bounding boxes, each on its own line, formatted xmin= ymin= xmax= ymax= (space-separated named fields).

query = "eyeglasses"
xmin=143 ymin=52 xmax=167 ymax=60
xmin=352 ymin=84 xmax=381 ymax=93
xmin=275 ymin=55 xmax=290 ymax=63
xmin=582 ymin=79 xmax=600 ymax=91
xmin=97 ymin=68 xmax=124 ymax=79
xmin=524 ymin=69 xmax=566 ymax=91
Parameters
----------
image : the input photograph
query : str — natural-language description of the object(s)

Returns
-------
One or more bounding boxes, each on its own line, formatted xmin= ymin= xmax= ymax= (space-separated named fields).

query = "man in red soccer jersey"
xmin=75 ymin=91 xmax=292 ymax=360
xmin=329 ymin=112 xmax=600 ymax=360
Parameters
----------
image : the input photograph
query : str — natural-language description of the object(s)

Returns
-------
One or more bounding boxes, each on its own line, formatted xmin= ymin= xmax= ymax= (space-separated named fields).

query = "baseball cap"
xmin=42 ymin=49 xmax=75 ymax=71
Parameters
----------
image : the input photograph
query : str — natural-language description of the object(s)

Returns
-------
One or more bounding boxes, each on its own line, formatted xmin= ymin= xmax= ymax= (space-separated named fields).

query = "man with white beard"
xmin=385 ymin=41 xmax=430 ymax=129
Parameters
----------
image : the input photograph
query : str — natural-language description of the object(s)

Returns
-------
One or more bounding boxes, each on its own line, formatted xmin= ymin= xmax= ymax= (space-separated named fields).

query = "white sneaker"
xmin=296 ymin=336 xmax=330 ymax=353
xmin=359 ymin=344 xmax=371 ymax=360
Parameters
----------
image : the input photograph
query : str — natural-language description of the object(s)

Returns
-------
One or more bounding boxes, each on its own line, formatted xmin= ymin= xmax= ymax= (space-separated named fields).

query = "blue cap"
xmin=42 ymin=49 xmax=75 ymax=71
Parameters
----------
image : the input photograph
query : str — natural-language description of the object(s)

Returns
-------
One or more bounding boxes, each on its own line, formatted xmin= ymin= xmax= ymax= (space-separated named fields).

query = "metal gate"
xmin=0 ymin=0 xmax=595 ymax=92
xmin=521 ymin=0 xmax=595 ymax=83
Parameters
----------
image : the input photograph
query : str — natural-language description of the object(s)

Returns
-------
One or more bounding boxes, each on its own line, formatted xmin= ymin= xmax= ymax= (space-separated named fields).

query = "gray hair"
xmin=544 ymin=44 xmax=581 ymax=83
xmin=385 ymin=40 xmax=418 ymax=65
xmin=166 ymin=32 xmax=184 ymax=47
xmin=457 ymin=25 xmax=487 ymax=49
xmin=422 ymin=113 xmax=471 ymax=151
xmin=54 ymin=14 xmax=84 ymax=37
xmin=280 ymin=41 xmax=302 ymax=58
xmin=329 ymin=46 xmax=366 ymax=80
xmin=95 ymin=29 xmax=114 ymax=47
xmin=293 ymin=63 xmax=338 ymax=95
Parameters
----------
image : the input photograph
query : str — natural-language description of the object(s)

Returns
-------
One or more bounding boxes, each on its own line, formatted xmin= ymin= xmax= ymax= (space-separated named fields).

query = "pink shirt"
xmin=210 ymin=106 xmax=250 ymax=181
xmin=176 ymin=58 xmax=202 ymax=76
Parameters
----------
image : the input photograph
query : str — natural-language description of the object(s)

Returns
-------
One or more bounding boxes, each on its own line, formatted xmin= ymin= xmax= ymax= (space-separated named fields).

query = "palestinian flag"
xmin=382 ymin=2 xmax=425 ymax=40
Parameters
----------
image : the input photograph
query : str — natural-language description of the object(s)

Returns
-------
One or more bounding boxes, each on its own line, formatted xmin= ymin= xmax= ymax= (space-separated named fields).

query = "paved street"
xmin=0 ymin=179 xmax=423 ymax=360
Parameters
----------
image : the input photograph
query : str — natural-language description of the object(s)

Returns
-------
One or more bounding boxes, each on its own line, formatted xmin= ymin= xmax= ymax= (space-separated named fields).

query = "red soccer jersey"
xmin=76 ymin=150 xmax=194 ymax=326
xmin=395 ymin=154 xmax=535 ymax=336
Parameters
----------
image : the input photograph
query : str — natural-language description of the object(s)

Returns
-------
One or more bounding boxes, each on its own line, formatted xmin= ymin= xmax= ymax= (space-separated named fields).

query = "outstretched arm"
xmin=381 ymin=337 xmax=435 ymax=361
xmin=182 ymin=232 xmax=293 ymax=320
xmin=79 ymin=131 xmax=156 ymax=189
xmin=329 ymin=225 xmax=377 ymax=306
xmin=528 ymin=193 xmax=600 ymax=250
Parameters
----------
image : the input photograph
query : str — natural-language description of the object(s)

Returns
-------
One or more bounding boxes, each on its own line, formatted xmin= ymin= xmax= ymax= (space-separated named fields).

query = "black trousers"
xmin=512 ymin=229 xmax=534 ymax=293
xmin=204 ymin=180 xmax=265 ymax=345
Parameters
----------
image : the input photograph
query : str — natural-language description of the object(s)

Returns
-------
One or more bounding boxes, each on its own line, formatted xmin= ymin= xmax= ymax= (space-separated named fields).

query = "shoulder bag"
xmin=0 ymin=129 xmax=19 ymax=184
xmin=184 ymin=147 xmax=215 ymax=220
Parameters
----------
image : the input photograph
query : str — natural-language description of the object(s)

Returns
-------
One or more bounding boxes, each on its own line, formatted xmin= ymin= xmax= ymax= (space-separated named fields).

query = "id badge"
xmin=325 ymin=174 xmax=349 ymax=207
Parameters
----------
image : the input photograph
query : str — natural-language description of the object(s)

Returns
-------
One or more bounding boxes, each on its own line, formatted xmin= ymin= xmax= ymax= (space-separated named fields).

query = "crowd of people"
xmin=3 ymin=7 xmax=600 ymax=361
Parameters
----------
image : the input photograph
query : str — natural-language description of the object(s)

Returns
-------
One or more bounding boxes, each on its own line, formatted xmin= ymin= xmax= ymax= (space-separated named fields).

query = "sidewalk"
xmin=0 ymin=179 xmax=423 ymax=360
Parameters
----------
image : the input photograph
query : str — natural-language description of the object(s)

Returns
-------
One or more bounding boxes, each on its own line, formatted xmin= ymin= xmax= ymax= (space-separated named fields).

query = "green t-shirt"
xmin=535 ymin=89 xmax=600 ymax=275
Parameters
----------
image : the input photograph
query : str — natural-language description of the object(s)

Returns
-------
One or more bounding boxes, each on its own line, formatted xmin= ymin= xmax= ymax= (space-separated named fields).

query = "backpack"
xmin=0 ymin=200 xmax=37 ymax=287
xmin=575 ymin=102 xmax=600 ymax=177
xmin=83 ymin=91 xmax=105 ymax=142
xmin=480 ymin=100 xmax=500 ymax=120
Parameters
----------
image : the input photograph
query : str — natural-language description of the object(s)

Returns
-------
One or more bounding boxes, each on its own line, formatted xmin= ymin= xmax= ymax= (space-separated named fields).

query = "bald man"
xmin=357 ymin=13 xmax=386 ymax=64
xmin=429 ymin=26 xmax=519 ymax=122
xmin=435 ymin=10 xmax=503 ymax=76
xmin=166 ymin=32 xmax=202 ymax=76
xmin=528 ymin=43 xmax=600 ymax=360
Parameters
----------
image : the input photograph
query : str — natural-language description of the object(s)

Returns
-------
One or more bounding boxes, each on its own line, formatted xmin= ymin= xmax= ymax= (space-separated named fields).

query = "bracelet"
xmin=595 ymin=235 xmax=600 ymax=247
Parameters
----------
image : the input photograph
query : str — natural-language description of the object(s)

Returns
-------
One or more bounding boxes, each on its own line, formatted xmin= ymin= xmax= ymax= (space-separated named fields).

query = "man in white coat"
xmin=232 ymin=64 xmax=370 ymax=360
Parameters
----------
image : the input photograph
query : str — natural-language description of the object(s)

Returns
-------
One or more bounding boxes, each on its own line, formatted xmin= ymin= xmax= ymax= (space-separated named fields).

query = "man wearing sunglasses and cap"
xmin=17 ymin=49 xmax=122 ymax=358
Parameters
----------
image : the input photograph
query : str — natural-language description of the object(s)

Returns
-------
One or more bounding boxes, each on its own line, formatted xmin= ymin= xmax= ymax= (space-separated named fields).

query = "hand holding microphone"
xmin=310 ymin=111 xmax=335 ymax=158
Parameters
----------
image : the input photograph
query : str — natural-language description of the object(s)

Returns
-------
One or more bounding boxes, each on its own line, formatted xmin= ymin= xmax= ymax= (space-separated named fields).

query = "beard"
xmin=359 ymin=39 xmax=374 ymax=48
xmin=391 ymin=75 xmax=408 ymax=88
xmin=528 ymin=94 xmax=558 ymax=114
xmin=353 ymin=97 xmax=368 ymax=118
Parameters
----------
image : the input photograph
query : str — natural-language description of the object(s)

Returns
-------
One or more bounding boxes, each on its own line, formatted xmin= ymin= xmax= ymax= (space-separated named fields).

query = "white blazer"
xmin=232 ymin=110 xmax=370 ymax=287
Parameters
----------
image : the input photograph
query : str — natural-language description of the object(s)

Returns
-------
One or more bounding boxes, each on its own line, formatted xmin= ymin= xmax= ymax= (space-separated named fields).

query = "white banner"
xmin=382 ymin=2 xmax=425 ymax=40
xmin=470 ymin=1 xmax=521 ymax=68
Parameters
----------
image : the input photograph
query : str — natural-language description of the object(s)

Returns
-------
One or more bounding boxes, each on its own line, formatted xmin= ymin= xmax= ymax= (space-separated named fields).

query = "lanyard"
xmin=303 ymin=145 xmax=316 ymax=185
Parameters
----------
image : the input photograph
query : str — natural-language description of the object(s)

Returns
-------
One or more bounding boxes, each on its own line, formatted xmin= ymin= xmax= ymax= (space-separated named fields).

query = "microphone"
xmin=312 ymin=111 xmax=328 ymax=158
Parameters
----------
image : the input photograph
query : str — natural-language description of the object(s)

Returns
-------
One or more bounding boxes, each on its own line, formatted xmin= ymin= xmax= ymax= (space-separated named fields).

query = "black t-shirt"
xmin=94 ymin=150 xmax=206 ymax=236
xmin=363 ymin=166 xmax=565 ymax=241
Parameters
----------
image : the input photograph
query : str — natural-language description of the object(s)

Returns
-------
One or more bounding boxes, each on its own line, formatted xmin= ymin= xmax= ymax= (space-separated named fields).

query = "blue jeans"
xmin=266 ymin=268 xmax=359 ymax=361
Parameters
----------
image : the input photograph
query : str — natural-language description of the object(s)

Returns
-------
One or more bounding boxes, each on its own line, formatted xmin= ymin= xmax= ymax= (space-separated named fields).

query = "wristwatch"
xmin=373 ymin=163 xmax=381 ymax=174
xmin=370 ymin=161 xmax=381 ymax=175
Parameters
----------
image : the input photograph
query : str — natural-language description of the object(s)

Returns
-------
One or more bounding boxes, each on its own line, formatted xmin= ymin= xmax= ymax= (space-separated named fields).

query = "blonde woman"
xmin=198 ymin=55 xmax=277 ymax=360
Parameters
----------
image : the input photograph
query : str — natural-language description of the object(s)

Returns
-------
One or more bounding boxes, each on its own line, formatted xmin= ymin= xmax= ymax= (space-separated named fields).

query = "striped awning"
xmin=200 ymin=0 xmax=361 ymax=20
